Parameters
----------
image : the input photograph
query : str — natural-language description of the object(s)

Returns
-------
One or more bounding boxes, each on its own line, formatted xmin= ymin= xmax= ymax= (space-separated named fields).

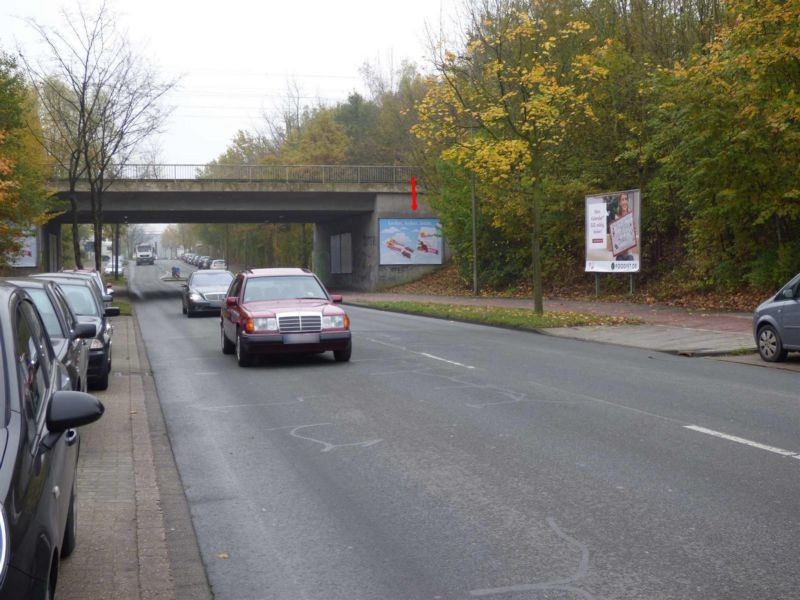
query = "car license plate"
xmin=283 ymin=333 xmax=320 ymax=344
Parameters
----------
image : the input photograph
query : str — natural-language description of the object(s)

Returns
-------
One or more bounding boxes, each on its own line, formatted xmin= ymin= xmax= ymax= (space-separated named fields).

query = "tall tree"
xmin=0 ymin=51 xmax=52 ymax=266
xmin=414 ymin=0 xmax=602 ymax=313
xmin=22 ymin=1 xmax=175 ymax=270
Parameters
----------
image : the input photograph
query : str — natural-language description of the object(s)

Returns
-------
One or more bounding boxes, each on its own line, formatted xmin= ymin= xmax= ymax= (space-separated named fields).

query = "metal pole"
xmin=471 ymin=170 xmax=478 ymax=295
xmin=595 ymin=273 xmax=600 ymax=298
xmin=630 ymin=273 xmax=635 ymax=295
xmin=114 ymin=223 xmax=120 ymax=279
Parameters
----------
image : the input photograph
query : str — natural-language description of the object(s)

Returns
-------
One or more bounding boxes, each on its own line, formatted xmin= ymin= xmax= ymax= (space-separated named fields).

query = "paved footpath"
xmin=59 ymin=316 xmax=212 ymax=600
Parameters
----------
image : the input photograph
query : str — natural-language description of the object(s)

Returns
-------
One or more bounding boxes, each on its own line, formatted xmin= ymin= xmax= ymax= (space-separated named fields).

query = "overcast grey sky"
xmin=1 ymin=0 xmax=460 ymax=165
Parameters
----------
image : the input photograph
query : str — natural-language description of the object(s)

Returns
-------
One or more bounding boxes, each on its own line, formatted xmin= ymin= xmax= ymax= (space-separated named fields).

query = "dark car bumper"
xmin=88 ymin=345 xmax=110 ymax=379
xmin=240 ymin=331 xmax=351 ymax=354
xmin=188 ymin=300 xmax=223 ymax=314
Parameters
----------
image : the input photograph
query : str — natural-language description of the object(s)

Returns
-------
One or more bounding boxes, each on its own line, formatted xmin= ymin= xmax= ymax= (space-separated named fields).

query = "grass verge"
xmin=351 ymin=300 xmax=641 ymax=329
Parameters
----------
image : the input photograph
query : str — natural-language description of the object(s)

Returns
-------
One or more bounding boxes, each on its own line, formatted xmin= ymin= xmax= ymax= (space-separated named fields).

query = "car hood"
xmin=193 ymin=284 xmax=231 ymax=294
xmin=245 ymin=299 xmax=340 ymax=315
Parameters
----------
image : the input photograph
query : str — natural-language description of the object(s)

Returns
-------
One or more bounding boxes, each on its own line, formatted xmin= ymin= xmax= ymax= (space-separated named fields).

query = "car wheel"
xmin=758 ymin=324 xmax=788 ymax=362
xmin=186 ymin=303 xmax=195 ymax=318
xmin=236 ymin=332 xmax=253 ymax=367
xmin=221 ymin=326 xmax=235 ymax=354
xmin=333 ymin=341 xmax=352 ymax=363
xmin=61 ymin=481 xmax=77 ymax=557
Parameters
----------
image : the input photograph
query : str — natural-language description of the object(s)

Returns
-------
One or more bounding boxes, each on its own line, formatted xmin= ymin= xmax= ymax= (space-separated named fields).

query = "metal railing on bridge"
xmin=53 ymin=164 xmax=419 ymax=185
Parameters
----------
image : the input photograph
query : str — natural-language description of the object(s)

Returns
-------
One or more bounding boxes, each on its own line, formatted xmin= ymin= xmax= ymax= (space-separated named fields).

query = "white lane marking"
xmin=366 ymin=337 xmax=475 ymax=369
xmin=418 ymin=352 xmax=475 ymax=369
xmin=684 ymin=425 xmax=800 ymax=458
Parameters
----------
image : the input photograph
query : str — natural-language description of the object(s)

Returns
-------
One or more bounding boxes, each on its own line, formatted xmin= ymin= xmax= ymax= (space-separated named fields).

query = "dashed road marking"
xmin=684 ymin=425 xmax=800 ymax=459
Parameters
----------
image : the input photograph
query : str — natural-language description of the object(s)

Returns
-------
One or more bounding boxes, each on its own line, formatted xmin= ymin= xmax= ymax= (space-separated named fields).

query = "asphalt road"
xmin=131 ymin=260 xmax=800 ymax=600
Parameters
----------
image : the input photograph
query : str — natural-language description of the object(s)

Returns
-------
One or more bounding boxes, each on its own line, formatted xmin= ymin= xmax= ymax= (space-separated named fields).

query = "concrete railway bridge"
xmin=43 ymin=164 xmax=440 ymax=291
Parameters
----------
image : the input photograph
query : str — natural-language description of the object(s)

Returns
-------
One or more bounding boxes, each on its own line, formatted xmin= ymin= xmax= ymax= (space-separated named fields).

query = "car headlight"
xmin=253 ymin=317 xmax=278 ymax=331
xmin=189 ymin=292 xmax=203 ymax=301
xmin=90 ymin=338 xmax=105 ymax=350
xmin=322 ymin=315 xmax=346 ymax=329
xmin=0 ymin=504 xmax=8 ymax=587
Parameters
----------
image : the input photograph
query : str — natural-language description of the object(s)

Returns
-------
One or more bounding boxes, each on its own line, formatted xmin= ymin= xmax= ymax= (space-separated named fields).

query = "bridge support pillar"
xmin=41 ymin=221 xmax=62 ymax=271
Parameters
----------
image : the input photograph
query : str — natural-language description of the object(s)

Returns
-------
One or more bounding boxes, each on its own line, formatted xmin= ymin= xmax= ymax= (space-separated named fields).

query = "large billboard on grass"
xmin=585 ymin=189 xmax=641 ymax=273
xmin=379 ymin=218 xmax=443 ymax=265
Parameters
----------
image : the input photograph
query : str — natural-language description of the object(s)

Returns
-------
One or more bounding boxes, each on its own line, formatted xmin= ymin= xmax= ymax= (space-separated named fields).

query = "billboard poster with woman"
xmin=585 ymin=189 xmax=641 ymax=273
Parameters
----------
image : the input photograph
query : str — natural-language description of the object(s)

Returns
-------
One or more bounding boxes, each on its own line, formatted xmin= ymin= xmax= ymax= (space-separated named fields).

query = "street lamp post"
xmin=471 ymin=169 xmax=478 ymax=296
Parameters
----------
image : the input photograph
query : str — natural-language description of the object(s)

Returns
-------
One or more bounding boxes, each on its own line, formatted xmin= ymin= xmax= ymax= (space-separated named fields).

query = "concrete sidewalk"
xmin=58 ymin=316 xmax=212 ymax=600
xmin=343 ymin=292 xmax=757 ymax=357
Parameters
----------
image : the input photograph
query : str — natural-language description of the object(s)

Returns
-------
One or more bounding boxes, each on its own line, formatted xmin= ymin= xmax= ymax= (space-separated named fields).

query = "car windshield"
xmin=27 ymin=289 xmax=64 ymax=338
xmin=60 ymin=284 xmax=100 ymax=317
xmin=192 ymin=272 xmax=233 ymax=287
xmin=243 ymin=276 xmax=327 ymax=302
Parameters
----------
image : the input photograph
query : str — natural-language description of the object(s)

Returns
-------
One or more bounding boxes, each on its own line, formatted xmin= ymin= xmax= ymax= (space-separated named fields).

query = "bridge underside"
xmin=48 ymin=190 xmax=377 ymax=224
xmin=44 ymin=187 xmax=443 ymax=291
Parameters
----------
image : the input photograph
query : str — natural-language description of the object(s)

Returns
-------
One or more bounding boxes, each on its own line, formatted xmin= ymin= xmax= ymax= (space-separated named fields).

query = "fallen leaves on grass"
xmin=360 ymin=301 xmax=640 ymax=329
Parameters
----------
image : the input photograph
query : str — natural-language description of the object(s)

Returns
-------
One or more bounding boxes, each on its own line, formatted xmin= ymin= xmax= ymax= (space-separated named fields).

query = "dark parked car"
xmin=198 ymin=257 xmax=212 ymax=270
xmin=4 ymin=279 xmax=95 ymax=393
xmin=34 ymin=271 xmax=113 ymax=307
xmin=753 ymin=272 xmax=800 ymax=362
xmin=220 ymin=268 xmax=351 ymax=367
xmin=181 ymin=270 xmax=234 ymax=317
xmin=33 ymin=277 xmax=119 ymax=390
xmin=0 ymin=282 xmax=104 ymax=599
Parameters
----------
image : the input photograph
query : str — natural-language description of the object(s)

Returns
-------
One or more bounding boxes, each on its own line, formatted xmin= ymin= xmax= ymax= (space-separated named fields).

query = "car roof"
xmin=33 ymin=275 xmax=95 ymax=289
xmin=244 ymin=268 xmax=311 ymax=277
xmin=1 ymin=278 xmax=48 ymax=290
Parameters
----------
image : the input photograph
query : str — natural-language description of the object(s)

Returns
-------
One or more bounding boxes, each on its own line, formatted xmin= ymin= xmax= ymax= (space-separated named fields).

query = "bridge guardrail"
xmin=52 ymin=164 xmax=419 ymax=184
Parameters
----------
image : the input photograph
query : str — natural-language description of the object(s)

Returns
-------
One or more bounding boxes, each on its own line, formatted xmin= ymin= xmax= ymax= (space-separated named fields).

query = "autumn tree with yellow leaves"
xmin=0 ymin=52 xmax=52 ymax=267
xmin=415 ymin=0 xmax=605 ymax=312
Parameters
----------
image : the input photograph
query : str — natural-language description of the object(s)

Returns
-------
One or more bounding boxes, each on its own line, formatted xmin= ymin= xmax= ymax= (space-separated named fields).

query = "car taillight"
xmin=244 ymin=318 xmax=254 ymax=334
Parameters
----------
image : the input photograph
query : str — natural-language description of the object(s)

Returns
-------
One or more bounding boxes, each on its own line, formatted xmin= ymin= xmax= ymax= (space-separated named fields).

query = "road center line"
xmin=366 ymin=337 xmax=475 ymax=369
xmin=684 ymin=425 xmax=800 ymax=458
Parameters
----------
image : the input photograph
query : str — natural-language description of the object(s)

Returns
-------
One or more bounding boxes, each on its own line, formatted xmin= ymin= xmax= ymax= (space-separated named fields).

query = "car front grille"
xmin=278 ymin=314 xmax=322 ymax=333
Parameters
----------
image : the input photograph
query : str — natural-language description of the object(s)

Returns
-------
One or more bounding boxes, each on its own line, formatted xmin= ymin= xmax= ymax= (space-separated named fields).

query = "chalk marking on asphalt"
xmin=366 ymin=337 xmax=475 ymax=369
xmin=193 ymin=395 xmax=325 ymax=412
xmin=279 ymin=423 xmax=382 ymax=453
xmin=469 ymin=518 xmax=594 ymax=599
xmin=684 ymin=425 xmax=800 ymax=458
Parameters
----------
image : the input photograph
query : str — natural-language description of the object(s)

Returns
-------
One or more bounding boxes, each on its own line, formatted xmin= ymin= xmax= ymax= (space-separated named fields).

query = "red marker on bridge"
xmin=411 ymin=176 xmax=417 ymax=211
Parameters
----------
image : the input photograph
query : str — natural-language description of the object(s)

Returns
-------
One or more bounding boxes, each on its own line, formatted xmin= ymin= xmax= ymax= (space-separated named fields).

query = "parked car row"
xmin=0 ymin=273 xmax=108 ymax=598
xmin=181 ymin=254 xmax=227 ymax=270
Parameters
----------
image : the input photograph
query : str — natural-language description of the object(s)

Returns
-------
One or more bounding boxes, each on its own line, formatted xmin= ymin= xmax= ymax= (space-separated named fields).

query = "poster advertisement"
xmin=379 ymin=219 xmax=443 ymax=265
xmin=585 ymin=189 xmax=640 ymax=273
xmin=11 ymin=232 xmax=38 ymax=268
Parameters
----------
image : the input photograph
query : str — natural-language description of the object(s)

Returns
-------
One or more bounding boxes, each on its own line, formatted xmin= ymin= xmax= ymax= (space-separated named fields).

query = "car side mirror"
xmin=105 ymin=306 xmax=121 ymax=317
xmin=47 ymin=390 xmax=104 ymax=433
xmin=330 ymin=294 xmax=343 ymax=303
xmin=780 ymin=288 xmax=795 ymax=300
xmin=72 ymin=322 xmax=97 ymax=340
xmin=225 ymin=297 xmax=238 ymax=307
xmin=102 ymin=293 xmax=113 ymax=303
